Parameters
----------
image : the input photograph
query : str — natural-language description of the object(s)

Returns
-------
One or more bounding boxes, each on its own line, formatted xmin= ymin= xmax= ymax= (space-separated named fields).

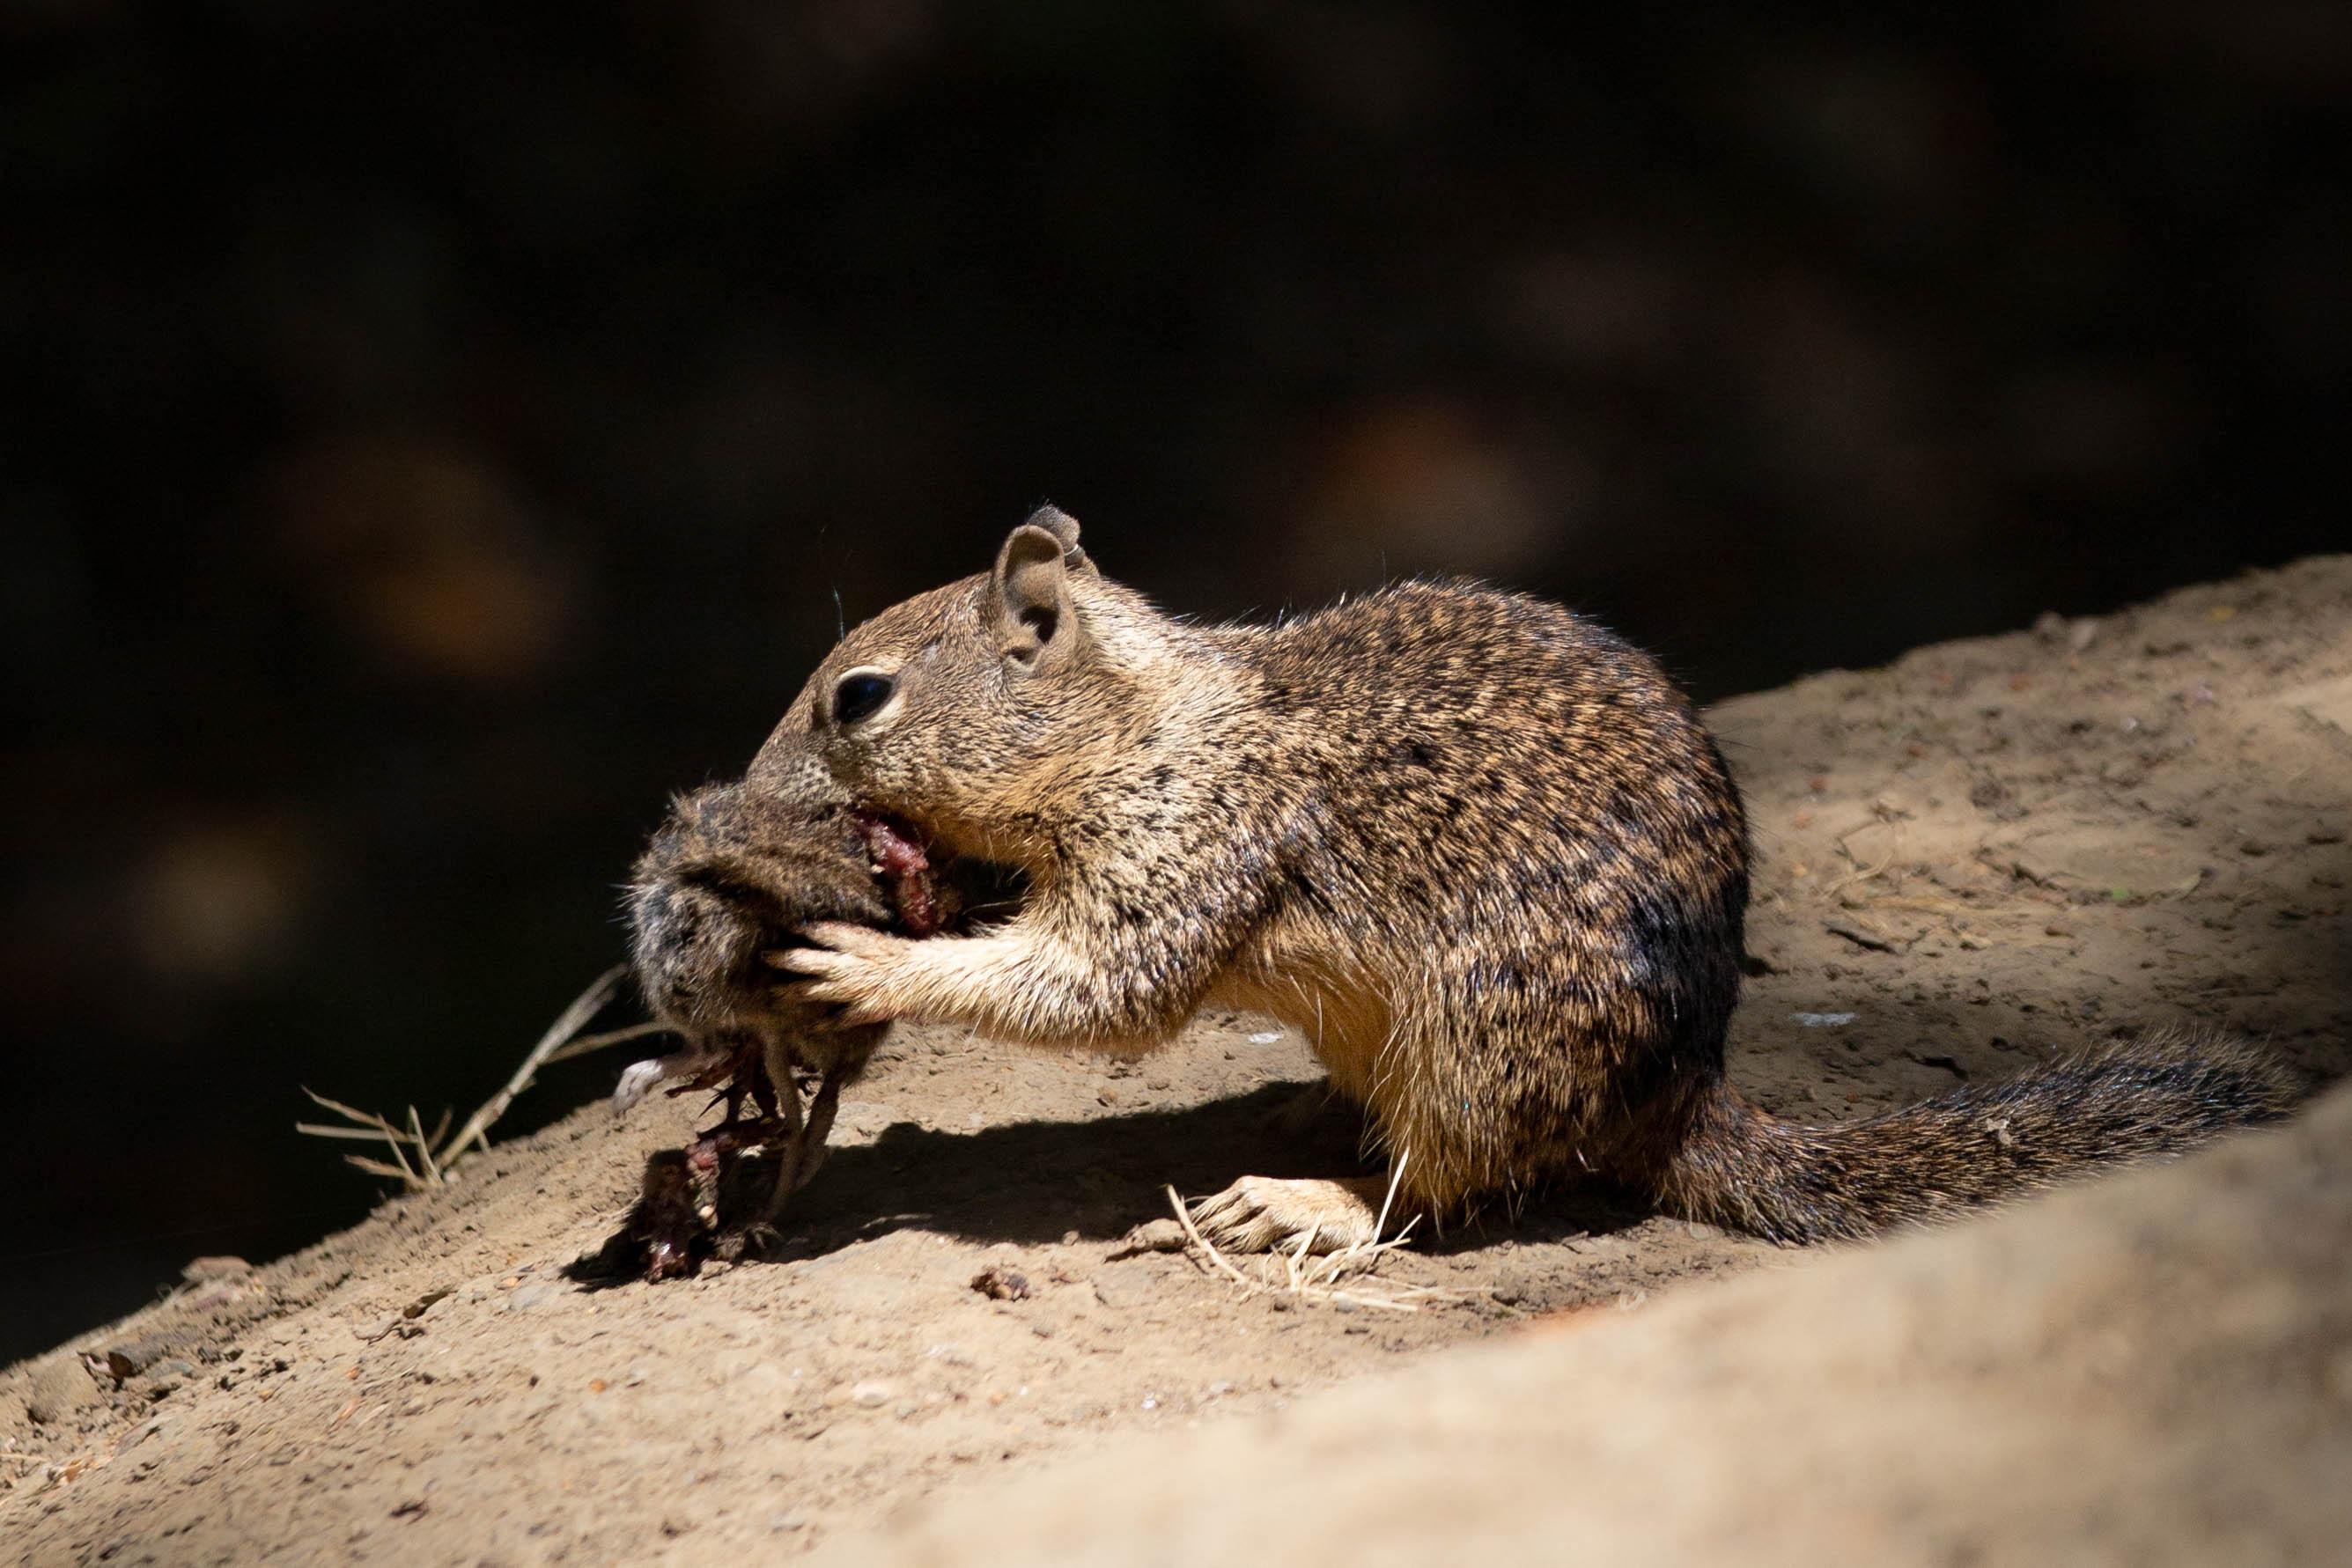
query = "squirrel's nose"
xmin=744 ymin=732 xmax=828 ymax=796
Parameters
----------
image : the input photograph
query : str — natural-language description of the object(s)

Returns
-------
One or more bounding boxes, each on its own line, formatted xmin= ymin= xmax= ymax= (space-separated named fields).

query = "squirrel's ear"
xmin=990 ymin=523 xmax=1083 ymax=673
xmin=1016 ymin=504 xmax=1095 ymax=576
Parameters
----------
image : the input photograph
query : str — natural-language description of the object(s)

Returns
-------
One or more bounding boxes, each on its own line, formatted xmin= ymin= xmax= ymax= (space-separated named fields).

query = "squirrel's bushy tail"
xmin=1656 ymin=1031 xmax=2297 ymax=1243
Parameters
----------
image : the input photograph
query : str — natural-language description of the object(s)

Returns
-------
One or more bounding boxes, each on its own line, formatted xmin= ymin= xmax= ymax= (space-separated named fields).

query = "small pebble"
xmin=1489 ymin=1266 xmax=1535 ymax=1307
xmin=970 ymin=1266 xmax=1033 ymax=1302
xmin=1117 ymin=1218 xmax=1186 ymax=1255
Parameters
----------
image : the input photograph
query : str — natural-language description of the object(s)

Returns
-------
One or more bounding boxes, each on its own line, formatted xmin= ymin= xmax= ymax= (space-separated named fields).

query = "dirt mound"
xmin=6 ymin=556 xmax=2347 ymax=1565
xmin=829 ymin=1080 xmax=2352 ymax=1568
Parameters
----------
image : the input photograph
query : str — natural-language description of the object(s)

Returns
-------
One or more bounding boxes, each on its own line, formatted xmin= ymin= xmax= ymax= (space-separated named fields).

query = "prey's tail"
xmin=1656 ymin=1030 xmax=2297 ymax=1243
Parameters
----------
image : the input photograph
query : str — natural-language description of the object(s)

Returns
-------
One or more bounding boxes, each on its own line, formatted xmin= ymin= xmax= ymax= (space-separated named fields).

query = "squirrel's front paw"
xmin=766 ymin=921 xmax=914 ymax=1025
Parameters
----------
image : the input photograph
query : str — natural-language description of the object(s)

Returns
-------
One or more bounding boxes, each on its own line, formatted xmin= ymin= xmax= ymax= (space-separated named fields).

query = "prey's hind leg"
xmin=756 ymin=1039 xmax=852 ymax=1224
xmin=785 ymin=1069 xmax=846 ymax=1198
xmin=755 ymin=1034 xmax=810 ymax=1224
xmin=704 ymin=1034 xmax=807 ymax=1260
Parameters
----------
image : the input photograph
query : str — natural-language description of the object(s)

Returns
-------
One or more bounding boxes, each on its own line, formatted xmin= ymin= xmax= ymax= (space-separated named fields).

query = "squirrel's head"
xmin=749 ymin=507 xmax=1153 ymax=864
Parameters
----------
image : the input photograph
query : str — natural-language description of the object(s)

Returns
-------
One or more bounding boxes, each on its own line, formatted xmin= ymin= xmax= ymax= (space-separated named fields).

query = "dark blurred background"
xmin=3 ymin=2 xmax=2345 ymax=1361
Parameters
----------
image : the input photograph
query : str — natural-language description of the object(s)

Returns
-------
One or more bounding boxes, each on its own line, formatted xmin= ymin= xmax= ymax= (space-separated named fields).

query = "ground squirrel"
xmin=707 ymin=508 xmax=2290 ymax=1251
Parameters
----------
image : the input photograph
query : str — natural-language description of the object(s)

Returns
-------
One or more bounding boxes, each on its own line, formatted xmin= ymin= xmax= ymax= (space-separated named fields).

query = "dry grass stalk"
xmin=298 ymin=964 xmax=670 ymax=1190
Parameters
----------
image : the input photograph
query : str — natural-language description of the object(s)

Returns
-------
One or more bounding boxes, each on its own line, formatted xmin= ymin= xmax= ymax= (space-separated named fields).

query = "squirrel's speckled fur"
xmin=722 ymin=510 xmax=2292 ymax=1250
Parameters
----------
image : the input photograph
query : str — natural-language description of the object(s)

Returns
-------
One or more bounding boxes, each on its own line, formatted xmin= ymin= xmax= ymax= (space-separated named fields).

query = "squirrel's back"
xmin=1207 ymin=579 xmax=2291 ymax=1233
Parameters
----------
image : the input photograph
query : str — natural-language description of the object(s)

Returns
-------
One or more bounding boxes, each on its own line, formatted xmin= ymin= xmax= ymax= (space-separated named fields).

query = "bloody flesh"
xmin=855 ymin=812 xmax=941 ymax=935
xmin=634 ymin=1151 xmax=701 ymax=1283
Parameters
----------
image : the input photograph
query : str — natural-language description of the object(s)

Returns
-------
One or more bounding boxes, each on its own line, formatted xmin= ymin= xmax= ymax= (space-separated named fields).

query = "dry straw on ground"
xmin=1166 ymin=1157 xmax=1454 ymax=1313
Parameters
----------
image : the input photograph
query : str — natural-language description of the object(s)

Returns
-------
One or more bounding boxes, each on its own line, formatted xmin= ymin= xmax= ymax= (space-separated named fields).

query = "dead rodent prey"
xmin=615 ymin=809 xmax=955 ymax=1283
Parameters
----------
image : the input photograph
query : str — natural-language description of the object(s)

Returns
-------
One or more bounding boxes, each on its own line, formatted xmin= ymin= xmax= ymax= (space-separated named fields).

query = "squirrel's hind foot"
xmin=1188 ymin=1174 xmax=1394 ymax=1255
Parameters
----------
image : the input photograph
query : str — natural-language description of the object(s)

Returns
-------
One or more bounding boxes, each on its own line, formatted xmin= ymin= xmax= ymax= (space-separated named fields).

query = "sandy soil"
xmin=830 ymin=1074 xmax=2352 ymax=1568
xmin=5 ymin=556 xmax=2347 ymax=1566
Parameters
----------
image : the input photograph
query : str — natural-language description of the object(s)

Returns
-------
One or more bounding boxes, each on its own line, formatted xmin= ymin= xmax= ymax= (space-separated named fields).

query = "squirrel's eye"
xmin=832 ymin=671 xmax=896 ymax=725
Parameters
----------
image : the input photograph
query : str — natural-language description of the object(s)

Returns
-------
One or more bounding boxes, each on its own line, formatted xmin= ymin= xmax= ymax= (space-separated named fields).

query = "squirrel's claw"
xmin=764 ymin=922 xmax=911 ymax=1025
xmin=1186 ymin=1174 xmax=1393 ymax=1256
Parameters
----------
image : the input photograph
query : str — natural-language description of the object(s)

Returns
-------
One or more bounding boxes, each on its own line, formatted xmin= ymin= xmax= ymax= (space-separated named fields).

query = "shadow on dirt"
xmin=566 ymin=820 xmax=2352 ymax=1292
xmin=565 ymin=1078 xmax=1652 ymax=1286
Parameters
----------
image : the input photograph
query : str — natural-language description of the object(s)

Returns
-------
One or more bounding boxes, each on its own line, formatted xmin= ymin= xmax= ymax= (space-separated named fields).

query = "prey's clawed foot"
xmin=711 ymin=1219 xmax=782 ymax=1264
xmin=1188 ymin=1174 xmax=1395 ymax=1255
xmin=614 ymin=1049 xmax=710 ymax=1113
